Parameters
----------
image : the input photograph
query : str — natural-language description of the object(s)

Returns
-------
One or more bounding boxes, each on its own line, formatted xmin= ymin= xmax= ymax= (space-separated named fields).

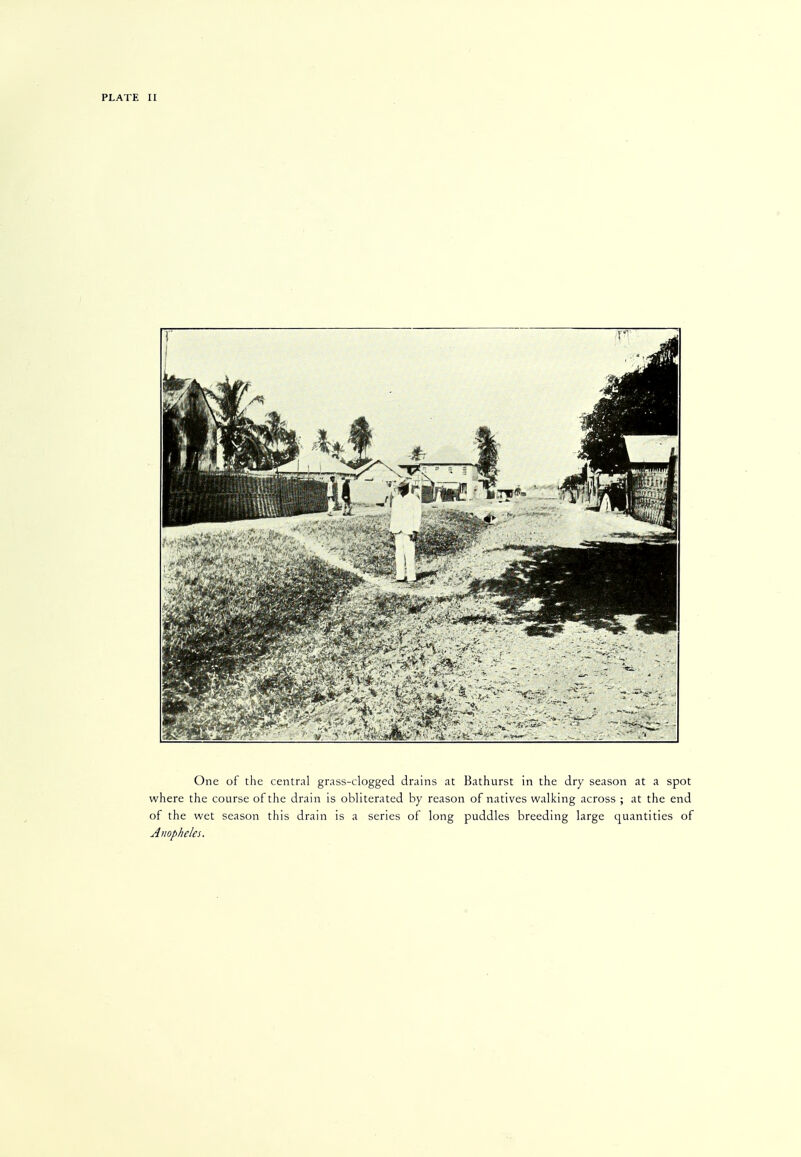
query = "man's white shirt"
xmin=390 ymin=491 xmax=422 ymax=534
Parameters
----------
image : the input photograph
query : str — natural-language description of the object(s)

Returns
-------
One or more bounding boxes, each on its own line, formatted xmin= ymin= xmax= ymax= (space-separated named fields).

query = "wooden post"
xmin=664 ymin=449 xmax=676 ymax=528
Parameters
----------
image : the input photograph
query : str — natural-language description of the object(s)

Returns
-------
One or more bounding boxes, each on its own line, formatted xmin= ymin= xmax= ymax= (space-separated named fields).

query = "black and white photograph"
xmin=161 ymin=327 xmax=679 ymax=742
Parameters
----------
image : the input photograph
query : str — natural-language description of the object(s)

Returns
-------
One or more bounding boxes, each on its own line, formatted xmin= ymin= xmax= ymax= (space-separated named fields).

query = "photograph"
xmin=161 ymin=327 xmax=679 ymax=742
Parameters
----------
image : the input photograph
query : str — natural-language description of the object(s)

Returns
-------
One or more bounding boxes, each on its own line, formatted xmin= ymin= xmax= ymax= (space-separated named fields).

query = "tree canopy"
xmin=410 ymin=445 xmax=424 ymax=462
xmin=475 ymin=425 xmax=500 ymax=485
xmin=349 ymin=416 xmax=373 ymax=462
xmin=560 ymin=469 xmax=585 ymax=491
xmin=206 ymin=377 xmax=265 ymax=469
xmin=260 ymin=411 xmax=299 ymax=468
xmin=579 ymin=336 xmax=678 ymax=471
xmin=204 ymin=386 xmax=300 ymax=470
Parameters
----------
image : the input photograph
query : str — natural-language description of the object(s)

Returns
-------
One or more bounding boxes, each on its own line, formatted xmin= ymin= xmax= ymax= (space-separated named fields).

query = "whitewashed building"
xmin=398 ymin=445 xmax=488 ymax=502
xmin=275 ymin=450 xmax=355 ymax=480
xmin=351 ymin=458 xmax=402 ymax=505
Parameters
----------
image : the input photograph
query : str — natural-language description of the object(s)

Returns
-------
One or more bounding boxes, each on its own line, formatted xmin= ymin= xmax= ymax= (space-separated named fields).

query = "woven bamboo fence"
xmin=165 ymin=470 xmax=327 ymax=526
xmin=629 ymin=453 xmax=677 ymax=531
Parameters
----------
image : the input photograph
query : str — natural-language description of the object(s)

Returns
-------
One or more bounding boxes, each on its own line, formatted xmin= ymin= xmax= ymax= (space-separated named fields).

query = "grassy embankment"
xmin=293 ymin=505 xmax=484 ymax=578
xmin=162 ymin=507 xmax=485 ymax=739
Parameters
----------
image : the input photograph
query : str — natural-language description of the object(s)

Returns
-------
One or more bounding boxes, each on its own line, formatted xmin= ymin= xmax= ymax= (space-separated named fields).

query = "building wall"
xmin=353 ymin=461 xmax=399 ymax=505
xmin=423 ymin=462 xmax=472 ymax=484
xmin=167 ymin=383 xmax=218 ymax=470
xmin=409 ymin=463 xmax=484 ymax=500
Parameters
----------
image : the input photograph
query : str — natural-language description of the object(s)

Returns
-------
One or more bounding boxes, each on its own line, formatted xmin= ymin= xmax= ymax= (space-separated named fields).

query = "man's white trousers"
xmin=394 ymin=533 xmax=416 ymax=582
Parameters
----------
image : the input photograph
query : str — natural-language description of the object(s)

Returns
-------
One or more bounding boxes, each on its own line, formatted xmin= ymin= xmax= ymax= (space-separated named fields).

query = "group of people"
xmin=326 ymin=475 xmax=352 ymax=517
xmin=325 ymin=473 xmax=422 ymax=584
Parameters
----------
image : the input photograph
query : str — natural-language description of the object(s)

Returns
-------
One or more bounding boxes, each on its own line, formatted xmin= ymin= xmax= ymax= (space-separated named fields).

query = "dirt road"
xmin=265 ymin=496 xmax=677 ymax=741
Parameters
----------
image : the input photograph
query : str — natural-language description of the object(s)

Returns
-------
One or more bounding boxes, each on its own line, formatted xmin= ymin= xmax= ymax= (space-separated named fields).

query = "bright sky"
xmin=163 ymin=328 xmax=677 ymax=485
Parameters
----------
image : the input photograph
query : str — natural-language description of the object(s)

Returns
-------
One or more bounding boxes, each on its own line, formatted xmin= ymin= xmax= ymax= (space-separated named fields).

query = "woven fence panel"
xmin=630 ymin=466 xmax=669 ymax=526
xmin=165 ymin=471 xmax=327 ymax=526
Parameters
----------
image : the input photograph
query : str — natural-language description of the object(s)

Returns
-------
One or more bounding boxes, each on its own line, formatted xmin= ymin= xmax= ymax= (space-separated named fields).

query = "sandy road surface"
xmin=264 ymin=497 xmax=677 ymax=741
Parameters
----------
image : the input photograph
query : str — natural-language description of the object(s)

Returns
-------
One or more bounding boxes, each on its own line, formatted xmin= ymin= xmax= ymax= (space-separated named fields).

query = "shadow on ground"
xmin=466 ymin=539 xmax=677 ymax=636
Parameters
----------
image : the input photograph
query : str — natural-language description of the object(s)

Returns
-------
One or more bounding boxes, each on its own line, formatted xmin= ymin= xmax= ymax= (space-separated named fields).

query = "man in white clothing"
xmin=389 ymin=478 xmax=422 ymax=582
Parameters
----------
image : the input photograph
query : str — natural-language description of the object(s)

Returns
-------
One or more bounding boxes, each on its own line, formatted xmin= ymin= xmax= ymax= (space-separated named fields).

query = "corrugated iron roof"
xmin=275 ymin=449 xmax=355 ymax=475
xmin=398 ymin=444 xmax=475 ymax=465
xmin=405 ymin=465 xmax=435 ymax=483
xmin=162 ymin=378 xmax=218 ymax=425
xmin=352 ymin=457 xmax=403 ymax=478
xmin=623 ymin=434 xmax=678 ymax=464
xmin=162 ymin=377 xmax=195 ymax=409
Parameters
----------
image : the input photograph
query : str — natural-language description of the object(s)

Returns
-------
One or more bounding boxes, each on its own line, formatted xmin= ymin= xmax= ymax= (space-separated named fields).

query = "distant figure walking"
xmin=326 ymin=475 xmax=336 ymax=516
xmin=341 ymin=477 xmax=352 ymax=516
xmin=390 ymin=478 xmax=422 ymax=582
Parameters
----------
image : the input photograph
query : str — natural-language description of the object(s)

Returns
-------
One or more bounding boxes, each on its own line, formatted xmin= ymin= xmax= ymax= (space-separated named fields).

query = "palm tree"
xmin=475 ymin=425 xmax=500 ymax=486
xmin=282 ymin=429 xmax=300 ymax=464
xmin=349 ymin=416 xmax=373 ymax=463
xmin=314 ymin=428 xmax=331 ymax=454
xmin=259 ymin=411 xmax=299 ymax=468
xmin=207 ymin=377 xmax=265 ymax=469
xmin=237 ymin=426 xmax=271 ymax=470
xmin=410 ymin=445 xmax=424 ymax=463
xmin=263 ymin=410 xmax=289 ymax=448
xmin=331 ymin=440 xmax=345 ymax=460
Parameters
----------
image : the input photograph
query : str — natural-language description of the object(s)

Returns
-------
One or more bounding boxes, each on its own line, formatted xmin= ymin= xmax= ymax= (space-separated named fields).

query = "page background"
xmin=4 ymin=2 xmax=797 ymax=1153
